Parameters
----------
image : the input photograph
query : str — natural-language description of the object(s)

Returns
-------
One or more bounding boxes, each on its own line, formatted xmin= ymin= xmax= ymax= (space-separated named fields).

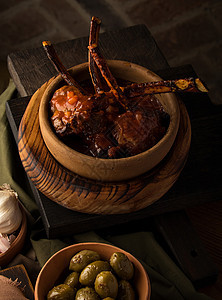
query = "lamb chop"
xmin=87 ymin=25 xmax=167 ymax=157
xmin=42 ymin=16 xmax=208 ymax=159
xmin=43 ymin=18 xmax=125 ymax=157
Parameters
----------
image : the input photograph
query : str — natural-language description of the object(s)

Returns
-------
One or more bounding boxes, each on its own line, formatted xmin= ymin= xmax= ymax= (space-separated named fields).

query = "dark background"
xmin=0 ymin=0 xmax=221 ymax=104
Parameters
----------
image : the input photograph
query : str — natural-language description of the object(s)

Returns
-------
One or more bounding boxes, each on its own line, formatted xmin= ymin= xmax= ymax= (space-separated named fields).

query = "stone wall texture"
xmin=0 ymin=0 xmax=221 ymax=103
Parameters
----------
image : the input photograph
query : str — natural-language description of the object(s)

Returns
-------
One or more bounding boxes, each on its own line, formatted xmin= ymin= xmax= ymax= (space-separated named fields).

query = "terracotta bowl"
xmin=34 ymin=242 xmax=151 ymax=300
xmin=39 ymin=60 xmax=180 ymax=182
xmin=0 ymin=203 xmax=27 ymax=267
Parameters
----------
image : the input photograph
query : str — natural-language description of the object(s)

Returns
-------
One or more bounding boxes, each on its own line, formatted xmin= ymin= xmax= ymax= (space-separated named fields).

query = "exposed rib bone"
xmin=122 ymin=77 xmax=208 ymax=97
xmin=42 ymin=41 xmax=87 ymax=95
xmin=88 ymin=44 xmax=124 ymax=100
xmin=88 ymin=16 xmax=104 ymax=94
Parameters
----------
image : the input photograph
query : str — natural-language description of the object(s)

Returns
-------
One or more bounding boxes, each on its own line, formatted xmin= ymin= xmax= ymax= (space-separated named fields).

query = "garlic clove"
xmin=0 ymin=233 xmax=11 ymax=253
xmin=0 ymin=184 xmax=23 ymax=234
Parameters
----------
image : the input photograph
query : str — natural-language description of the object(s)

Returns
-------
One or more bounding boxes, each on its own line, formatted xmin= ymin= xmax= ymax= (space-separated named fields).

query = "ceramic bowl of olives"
xmin=34 ymin=242 xmax=151 ymax=300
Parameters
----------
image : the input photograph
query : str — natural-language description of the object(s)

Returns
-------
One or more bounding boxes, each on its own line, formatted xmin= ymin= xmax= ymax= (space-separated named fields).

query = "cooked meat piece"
xmin=112 ymin=94 xmax=169 ymax=156
xmin=50 ymin=86 xmax=121 ymax=140
xmin=43 ymin=17 xmax=184 ymax=159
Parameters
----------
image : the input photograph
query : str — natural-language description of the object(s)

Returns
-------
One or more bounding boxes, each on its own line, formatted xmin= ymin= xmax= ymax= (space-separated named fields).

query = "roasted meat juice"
xmin=49 ymin=79 xmax=170 ymax=159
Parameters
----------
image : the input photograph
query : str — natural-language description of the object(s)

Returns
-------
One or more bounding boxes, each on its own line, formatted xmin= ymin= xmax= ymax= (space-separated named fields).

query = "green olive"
xmin=117 ymin=280 xmax=135 ymax=300
xmin=75 ymin=287 xmax=100 ymax=300
xmin=64 ymin=271 xmax=79 ymax=289
xmin=94 ymin=271 xmax=118 ymax=299
xmin=79 ymin=260 xmax=111 ymax=286
xmin=110 ymin=252 xmax=134 ymax=280
xmin=47 ymin=284 xmax=75 ymax=300
xmin=69 ymin=250 xmax=100 ymax=272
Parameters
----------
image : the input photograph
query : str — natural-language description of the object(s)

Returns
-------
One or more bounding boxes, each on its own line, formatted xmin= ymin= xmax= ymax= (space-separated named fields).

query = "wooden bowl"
xmin=0 ymin=203 xmax=27 ymax=267
xmin=39 ymin=60 xmax=180 ymax=182
xmin=34 ymin=242 xmax=151 ymax=300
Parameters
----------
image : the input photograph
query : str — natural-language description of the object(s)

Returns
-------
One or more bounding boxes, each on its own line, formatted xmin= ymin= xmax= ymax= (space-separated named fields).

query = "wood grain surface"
xmin=187 ymin=201 xmax=222 ymax=298
xmin=154 ymin=211 xmax=218 ymax=287
xmin=17 ymin=77 xmax=191 ymax=214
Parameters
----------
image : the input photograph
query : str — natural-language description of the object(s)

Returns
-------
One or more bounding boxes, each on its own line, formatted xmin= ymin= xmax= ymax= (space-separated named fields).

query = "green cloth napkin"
xmin=0 ymin=78 xmax=213 ymax=300
xmin=0 ymin=79 xmax=39 ymax=215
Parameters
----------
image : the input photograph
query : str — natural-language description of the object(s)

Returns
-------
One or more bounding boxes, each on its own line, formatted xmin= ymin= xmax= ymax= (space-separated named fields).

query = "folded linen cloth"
xmin=0 ymin=77 xmax=213 ymax=300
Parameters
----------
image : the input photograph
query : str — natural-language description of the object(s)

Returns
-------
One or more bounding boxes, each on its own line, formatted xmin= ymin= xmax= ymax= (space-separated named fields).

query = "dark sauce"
xmin=52 ymin=78 xmax=170 ymax=158
xmin=56 ymin=78 xmax=130 ymax=157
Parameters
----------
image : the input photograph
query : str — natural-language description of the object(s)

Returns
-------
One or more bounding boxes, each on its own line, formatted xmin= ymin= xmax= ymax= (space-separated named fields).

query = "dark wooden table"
xmin=6 ymin=24 xmax=222 ymax=286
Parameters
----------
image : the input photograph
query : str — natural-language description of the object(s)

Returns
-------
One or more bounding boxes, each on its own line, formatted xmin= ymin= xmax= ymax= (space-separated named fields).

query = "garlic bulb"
xmin=0 ymin=184 xmax=22 ymax=234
